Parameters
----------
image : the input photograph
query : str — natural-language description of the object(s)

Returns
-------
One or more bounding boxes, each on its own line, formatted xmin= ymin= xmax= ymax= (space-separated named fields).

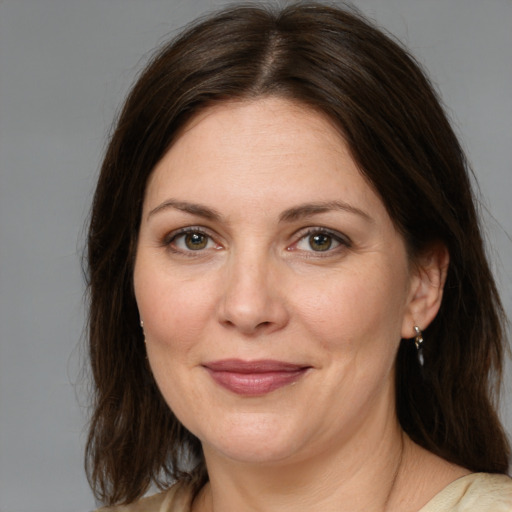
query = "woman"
xmin=85 ymin=3 xmax=512 ymax=511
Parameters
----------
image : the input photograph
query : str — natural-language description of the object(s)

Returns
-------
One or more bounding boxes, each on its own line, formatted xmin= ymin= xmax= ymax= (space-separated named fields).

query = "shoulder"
xmin=420 ymin=473 xmax=512 ymax=512
xmin=96 ymin=482 xmax=194 ymax=512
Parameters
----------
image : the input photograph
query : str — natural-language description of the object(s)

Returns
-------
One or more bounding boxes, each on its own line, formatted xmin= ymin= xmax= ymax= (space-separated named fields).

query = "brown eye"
xmin=292 ymin=229 xmax=346 ymax=254
xmin=168 ymin=229 xmax=216 ymax=252
xmin=308 ymin=233 xmax=333 ymax=251
xmin=184 ymin=232 xmax=208 ymax=250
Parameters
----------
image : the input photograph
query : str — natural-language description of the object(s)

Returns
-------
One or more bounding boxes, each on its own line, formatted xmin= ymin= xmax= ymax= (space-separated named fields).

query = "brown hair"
xmin=85 ymin=2 xmax=510 ymax=505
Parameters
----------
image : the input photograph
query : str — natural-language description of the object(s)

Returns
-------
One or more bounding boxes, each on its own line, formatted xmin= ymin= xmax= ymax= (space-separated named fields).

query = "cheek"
xmin=292 ymin=262 xmax=409 ymax=354
xmin=134 ymin=263 xmax=218 ymax=350
xmin=134 ymin=268 xmax=215 ymax=419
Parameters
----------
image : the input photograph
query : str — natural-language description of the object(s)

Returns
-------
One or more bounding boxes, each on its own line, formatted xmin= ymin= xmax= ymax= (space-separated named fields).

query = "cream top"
xmin=100 ymin=473 xmax=512 ymax=512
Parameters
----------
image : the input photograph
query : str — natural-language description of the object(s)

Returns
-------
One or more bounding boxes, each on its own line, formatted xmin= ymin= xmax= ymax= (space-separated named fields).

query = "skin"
xmin=133 ymin=98 xmax=467 ymax=512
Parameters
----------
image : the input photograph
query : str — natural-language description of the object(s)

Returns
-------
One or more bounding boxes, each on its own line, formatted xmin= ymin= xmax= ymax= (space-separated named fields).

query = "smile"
xmin=203 ymin=359 xmax=311 ymax=396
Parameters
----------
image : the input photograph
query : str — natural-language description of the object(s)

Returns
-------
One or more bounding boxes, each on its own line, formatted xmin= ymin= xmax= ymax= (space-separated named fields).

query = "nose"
xmin=216 ymin=251 xmax=290 ymax=336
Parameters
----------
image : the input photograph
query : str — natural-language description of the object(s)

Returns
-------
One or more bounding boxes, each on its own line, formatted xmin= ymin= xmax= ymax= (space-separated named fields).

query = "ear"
xmin=401 ymin=242 xmax=450 ymax=339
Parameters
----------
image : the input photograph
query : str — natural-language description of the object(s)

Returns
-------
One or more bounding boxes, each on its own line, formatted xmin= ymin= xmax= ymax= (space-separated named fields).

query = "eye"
xmin=305 ymin=233 xmax=337 ymax=252
xmin=291 ymin=228 xmax=349 ymax=254
xmin=181 ymin=232 xmax=209 ymax=250
xmin=166 ymin=228 xmax=219 ymax=252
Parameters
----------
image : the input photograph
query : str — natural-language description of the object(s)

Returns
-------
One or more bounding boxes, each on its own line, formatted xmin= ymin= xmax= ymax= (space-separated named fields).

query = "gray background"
xmin=0 ymin=1 xmax=510 ymax=511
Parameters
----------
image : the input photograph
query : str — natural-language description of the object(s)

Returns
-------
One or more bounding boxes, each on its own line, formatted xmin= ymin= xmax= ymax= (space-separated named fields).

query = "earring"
xmin=413 ymin=326 xmax=423 ymax=349
xmin=140 ymin=319 xmax=146 ymax=344
xmin=414 ymin=326 xmax=424 ymax=366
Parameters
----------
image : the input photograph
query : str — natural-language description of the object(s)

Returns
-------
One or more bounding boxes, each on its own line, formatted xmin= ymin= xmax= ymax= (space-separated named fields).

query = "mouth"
xmin=202 ymin=359 xmax=311 ymax=396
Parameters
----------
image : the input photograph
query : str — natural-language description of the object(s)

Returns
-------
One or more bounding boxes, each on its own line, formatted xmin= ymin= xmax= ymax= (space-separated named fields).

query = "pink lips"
xmin=203 ymin=359 xmax=310 ymax=396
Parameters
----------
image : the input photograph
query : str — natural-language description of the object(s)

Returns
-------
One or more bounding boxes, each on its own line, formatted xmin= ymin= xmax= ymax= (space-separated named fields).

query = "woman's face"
xmin=134 ymin=98 xmax=423 ymax=466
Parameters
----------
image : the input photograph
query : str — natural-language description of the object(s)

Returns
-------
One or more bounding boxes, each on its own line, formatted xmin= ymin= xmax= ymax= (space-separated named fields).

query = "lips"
xmin=203 ymin=359 xmax=310 ymax=396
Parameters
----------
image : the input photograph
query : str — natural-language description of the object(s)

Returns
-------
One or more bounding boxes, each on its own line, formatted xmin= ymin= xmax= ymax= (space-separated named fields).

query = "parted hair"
xmin=85 ymin=2 xmax=511 ymax=506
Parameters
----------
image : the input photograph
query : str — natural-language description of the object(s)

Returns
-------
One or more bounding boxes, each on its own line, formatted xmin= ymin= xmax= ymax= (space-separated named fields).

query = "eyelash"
xmin=162 ymin=226 xmax=351 ymax=257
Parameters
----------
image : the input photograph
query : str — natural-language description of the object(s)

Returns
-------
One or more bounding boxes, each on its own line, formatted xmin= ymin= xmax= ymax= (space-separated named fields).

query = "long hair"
xmin=85 ymin=2 xmax=510 ymax=505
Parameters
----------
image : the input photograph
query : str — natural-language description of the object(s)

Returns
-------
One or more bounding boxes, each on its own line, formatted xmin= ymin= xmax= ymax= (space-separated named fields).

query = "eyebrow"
xmin=147 ymin=199 xmax=372 ymax=224
xmin=147 ymin=200 xmax=222 ymax=221
xmin=279 ymin=201 xmax=373 ymax=223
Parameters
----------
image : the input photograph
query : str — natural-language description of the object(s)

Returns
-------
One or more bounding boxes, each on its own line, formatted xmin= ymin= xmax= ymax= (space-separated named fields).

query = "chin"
xmin=198 ymin=412 xmax=309 ymax=465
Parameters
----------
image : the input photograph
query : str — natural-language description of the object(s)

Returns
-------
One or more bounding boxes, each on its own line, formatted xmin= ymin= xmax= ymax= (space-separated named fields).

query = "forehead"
xmin=178 ymin=97 xmax=345 ymax=148
xmin=143 ymin=97 xmax=385 ymax=220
